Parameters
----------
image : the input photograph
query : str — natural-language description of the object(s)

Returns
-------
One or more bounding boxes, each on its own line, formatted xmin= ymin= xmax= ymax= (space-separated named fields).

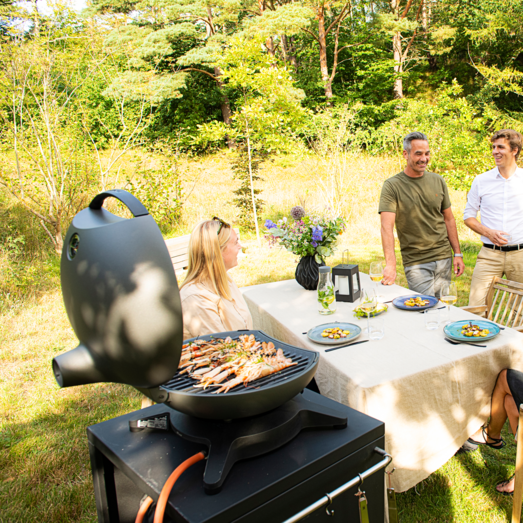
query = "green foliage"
xmin=230 ymin=146 xmax=266 ymax=229
xmin=370 ymin=81 xmax=495 ymax=190
xmin=124 ymin=147 xmax=184 ymax=234
xmin=198 ymin=35 xmax=309 ymax=152
xmin=0 ymin=193 xmax=60 ymax=310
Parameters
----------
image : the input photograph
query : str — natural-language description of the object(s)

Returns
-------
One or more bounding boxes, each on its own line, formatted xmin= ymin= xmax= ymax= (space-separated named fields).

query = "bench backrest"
xmin=165 ymin=228 xmax=240 ymax=275
xmin=165 ymin=235 xmax=191 ymax=274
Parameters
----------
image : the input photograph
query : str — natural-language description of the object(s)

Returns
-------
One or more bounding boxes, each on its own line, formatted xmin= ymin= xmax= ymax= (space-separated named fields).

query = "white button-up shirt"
xmin=464 ymin=166 xmax=523 ymax=245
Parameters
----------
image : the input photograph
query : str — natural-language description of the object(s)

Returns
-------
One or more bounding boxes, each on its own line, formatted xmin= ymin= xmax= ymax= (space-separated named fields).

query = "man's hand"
xmin=485 ymin=229 xmax=509 ymax=246
xmin=382 ymin=264 xmax=396 ymax=285
xmin=453 ymin=256 xmax=465 ymax=277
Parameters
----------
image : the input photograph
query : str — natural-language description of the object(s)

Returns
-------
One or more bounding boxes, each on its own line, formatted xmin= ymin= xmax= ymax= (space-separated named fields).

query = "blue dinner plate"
xmin=392 ymin=294 xmax=439 ymax=311
xmin=307 ymin=322 xmax=362 ymax=345
xmin=443 ymin=320 xmax=501 ymax=343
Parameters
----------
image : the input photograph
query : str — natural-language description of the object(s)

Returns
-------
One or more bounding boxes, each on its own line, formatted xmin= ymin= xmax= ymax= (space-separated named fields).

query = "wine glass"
xmin=369 ymin=261 xmax=385 ymax=299
xmin=441 ymin=281 xmax=457 ymax=323
xmin=360 ymin=288 xmax=377 ymax=335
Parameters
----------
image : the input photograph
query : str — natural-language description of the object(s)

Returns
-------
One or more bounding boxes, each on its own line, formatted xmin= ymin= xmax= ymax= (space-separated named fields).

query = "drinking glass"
xmin=440 ymin=282 xmax=457 ymax=323
xmin=317 ymin=266 xmax=336 ymax=315
xmin=369 ymin=261 xmax=385 ymax=298
xmin=369 ymin=317 xmax=385 ymax=340
xmin=502 ymin=233 xmax=513 ymax=245
xmin=424 ymin=309 xmax=440 ymax=330
xmin=359 ymin=288 xmax=377 ymax=335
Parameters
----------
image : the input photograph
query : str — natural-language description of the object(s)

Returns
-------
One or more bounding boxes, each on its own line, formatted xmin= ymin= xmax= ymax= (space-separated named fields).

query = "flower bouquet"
xmin=264 ymin=206 xmax=345 ymax=290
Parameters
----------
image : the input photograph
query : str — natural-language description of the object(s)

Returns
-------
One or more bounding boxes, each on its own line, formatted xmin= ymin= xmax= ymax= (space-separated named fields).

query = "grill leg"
xmin=89 ymin=441 xmax=120 ymax=523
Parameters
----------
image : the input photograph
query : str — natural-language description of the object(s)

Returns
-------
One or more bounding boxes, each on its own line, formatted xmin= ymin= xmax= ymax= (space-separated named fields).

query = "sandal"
xmin=496 ymin=475 xmax=515 ymax=496
xmin=467 ymin=424 xmax=505 ymax=450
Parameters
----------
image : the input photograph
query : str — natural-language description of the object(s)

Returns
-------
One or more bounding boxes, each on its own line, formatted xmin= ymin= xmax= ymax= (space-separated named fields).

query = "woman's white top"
xmin=180 ymin=279 xmax=253 ymax=340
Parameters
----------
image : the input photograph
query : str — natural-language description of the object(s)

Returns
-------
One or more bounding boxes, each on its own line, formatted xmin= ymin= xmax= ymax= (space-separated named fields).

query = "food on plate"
xmin=354 ymin=303 xmax=388 ymax=318
xmin=321 ymin=327 xmax=350 ymax=339
xmin=179 ymin=334 xmax=297 ymax=393
xmin=460 ymin=323 xmax=490 ymax=338
xmin=404 ymin=297 xmax=430 ymax=307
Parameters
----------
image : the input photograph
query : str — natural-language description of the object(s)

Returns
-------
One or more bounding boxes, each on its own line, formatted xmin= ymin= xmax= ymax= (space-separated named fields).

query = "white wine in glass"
xmin=369 ymin=262 xmax=384 ymax=282
xmin=441 ymin=281 xmax=457 ymax=322
xmin=360 ymin=288 xmax=377 ymax=335
xmin=369 ymin=261 xmax=385 ymax=299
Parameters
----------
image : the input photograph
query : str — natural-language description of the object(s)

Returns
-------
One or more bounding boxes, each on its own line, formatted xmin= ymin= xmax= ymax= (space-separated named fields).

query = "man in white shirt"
xmin=464 ymin=129 xmax=523 ymax=306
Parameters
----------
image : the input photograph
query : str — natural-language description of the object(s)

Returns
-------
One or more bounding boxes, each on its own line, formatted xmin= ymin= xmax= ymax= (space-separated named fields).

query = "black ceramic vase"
xmin=295 ymin=255 xmax=325 ymax=290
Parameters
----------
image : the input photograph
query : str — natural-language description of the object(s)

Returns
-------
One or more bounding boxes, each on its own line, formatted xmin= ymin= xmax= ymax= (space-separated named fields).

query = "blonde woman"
xmin=179 ymin=217 xmax=253 ymax=340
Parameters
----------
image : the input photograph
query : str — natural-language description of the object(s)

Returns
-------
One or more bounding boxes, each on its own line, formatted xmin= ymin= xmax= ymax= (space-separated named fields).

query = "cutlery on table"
xmin=325 ymin=340 xmax=369 ymax=352
xmin=418 ymin=306 xmax=445 ymax=313
xmin=444 ymin=337 xmax=486 ymax=348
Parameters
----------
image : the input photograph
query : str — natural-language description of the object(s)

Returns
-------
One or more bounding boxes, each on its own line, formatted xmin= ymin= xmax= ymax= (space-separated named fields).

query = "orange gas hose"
xmin=153 ymin=451 xmax=206 ymax=523
xmin=135 ymin=496 xmax=154 ymax=523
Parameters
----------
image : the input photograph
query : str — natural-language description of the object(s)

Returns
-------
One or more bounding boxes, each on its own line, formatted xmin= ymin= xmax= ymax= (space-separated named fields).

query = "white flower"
xmin=283 ymin=217 xmax=287 ymax=223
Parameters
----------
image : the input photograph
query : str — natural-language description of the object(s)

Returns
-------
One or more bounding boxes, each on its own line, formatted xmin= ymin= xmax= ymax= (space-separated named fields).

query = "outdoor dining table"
xmin=240 ymin=272 xmax=523 ymax=493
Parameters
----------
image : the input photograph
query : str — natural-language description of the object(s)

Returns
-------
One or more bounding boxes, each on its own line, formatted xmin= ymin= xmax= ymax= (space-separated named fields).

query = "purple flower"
xmin=290 ymin=206 xmax=306 ymax=220
xmin=311 ymin=226 xmax=323 ymax=242
xmin=265 ymin=219 xmax=277 ymax=229
xmin=311 ymin=241 xmax=318 ymax=247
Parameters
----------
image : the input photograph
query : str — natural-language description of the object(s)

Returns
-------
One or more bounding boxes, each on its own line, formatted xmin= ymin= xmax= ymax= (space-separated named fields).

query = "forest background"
xmin=1 ymin=0 xmax=523 ymax=521
xmin=1 ymin=0 xmax=523 ymax=308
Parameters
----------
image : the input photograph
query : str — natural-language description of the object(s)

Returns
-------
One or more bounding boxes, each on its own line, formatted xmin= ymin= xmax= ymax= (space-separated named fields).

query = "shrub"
xmin=370 ymin=81 xmax=493 ymax=191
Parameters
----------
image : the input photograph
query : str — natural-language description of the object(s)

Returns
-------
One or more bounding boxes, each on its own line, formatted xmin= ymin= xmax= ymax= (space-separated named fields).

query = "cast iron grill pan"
xmin=159 ymin=330 xmax=319 ymax=420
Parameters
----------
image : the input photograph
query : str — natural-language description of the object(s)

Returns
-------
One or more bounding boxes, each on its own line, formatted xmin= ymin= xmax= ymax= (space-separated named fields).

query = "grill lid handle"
xmin=89 ymin=189 xmax=149 ymax=217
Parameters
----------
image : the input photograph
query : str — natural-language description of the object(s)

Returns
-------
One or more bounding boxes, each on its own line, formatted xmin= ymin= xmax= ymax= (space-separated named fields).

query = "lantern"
xmin=332 ymin=251 xmax=360 ymax=303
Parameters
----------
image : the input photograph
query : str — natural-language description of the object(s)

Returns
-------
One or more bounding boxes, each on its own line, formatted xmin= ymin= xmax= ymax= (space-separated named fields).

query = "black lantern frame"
xmin=332 ymin=263 xmax=361 ymax=303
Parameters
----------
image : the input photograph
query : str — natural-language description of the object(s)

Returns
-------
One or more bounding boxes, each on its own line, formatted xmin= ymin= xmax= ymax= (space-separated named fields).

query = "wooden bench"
xmin=165 ymin=235 xmax=191 ymax=275
xmin=165 ymin=228 xmax=241 ymax=275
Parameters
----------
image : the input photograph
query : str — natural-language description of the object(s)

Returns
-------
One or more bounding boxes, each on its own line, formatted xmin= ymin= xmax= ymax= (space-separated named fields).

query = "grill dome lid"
xmin=53 ymin=190 xmax=183 ymax=389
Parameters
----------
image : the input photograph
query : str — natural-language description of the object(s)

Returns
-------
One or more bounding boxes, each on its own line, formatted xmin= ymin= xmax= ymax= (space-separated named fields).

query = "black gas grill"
xmin=52 ymin=190 xmax=389 ymax=522
xmin=148 ymin=331 xmax=319 ymax=420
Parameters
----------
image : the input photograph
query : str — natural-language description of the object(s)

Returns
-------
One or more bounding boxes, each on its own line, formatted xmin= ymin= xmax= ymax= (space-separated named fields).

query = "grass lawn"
xmin=1 ymin=237 xmax=520 ymax=523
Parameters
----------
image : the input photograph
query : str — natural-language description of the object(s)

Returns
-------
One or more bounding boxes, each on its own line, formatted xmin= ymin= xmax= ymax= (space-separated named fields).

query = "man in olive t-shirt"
xmin=378 ymin=132 xmax=465 ymax=297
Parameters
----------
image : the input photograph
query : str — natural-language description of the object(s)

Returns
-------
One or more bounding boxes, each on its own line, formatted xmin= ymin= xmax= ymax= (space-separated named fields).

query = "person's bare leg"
xmin=470 ymin=369 xmax=511 ymax=443
xmin=506 ymin=393 xmax=520 ymax=436
xmin=495 ymin=394 xmax=520 ymax=494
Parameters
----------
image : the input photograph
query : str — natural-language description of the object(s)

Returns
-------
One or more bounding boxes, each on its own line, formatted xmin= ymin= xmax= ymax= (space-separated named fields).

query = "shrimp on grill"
xmin=178 ymin=336 xmax=297 ymax=394
xmin=214 ymin=350 xmax=297 ymax=394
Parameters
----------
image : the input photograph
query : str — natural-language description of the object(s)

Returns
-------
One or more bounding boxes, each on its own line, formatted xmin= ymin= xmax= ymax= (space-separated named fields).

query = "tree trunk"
xmin=214 ymin=66 xmax=234 ymax=148
xmin=317 ymin=6 xmax=333 ymax=100
xmin=31 ymin=0 xmax=39 ymax=36
xmin=54 ymin=221 xmax=63 ymax=255
xmin=288 ymin=36 xmax=299 ymax=72
xmin=392 ymin=31 xmax=403 ymax=99
xmin=265 ymin=37 xmax=276 ymax=57
xmin=245 ymin=124 xmax=260 ymax=245
xmin=281 ymin=35 xmax=298 ymax=73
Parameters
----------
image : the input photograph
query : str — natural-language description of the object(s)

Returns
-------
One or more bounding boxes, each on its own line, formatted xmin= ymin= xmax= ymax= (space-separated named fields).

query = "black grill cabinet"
xmin=87 ymin=389 xmax=386 ymax=523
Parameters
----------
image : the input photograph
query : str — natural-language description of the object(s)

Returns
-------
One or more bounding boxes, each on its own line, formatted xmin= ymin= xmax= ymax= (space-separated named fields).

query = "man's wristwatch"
xmin=453 ymin=253 xmax=463 ymax=258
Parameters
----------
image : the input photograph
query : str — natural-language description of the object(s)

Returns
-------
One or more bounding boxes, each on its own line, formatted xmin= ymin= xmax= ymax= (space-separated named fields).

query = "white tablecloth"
xmin=241 ymin=274 xmax=523 ymax=492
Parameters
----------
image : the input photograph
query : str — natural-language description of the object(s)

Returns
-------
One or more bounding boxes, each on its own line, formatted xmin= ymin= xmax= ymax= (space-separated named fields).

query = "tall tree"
xmin=199 ymin=34 xmax=309 ymax=239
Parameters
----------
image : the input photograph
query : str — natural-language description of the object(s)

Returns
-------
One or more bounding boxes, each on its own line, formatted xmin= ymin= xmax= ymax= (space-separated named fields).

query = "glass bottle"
xmin=317 ymin=266 xmax=336 ymax=315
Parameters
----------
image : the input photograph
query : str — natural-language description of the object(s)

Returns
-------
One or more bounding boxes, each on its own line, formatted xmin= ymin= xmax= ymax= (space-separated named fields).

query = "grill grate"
xmin=162 ymin=344 xmax=313 ymax=396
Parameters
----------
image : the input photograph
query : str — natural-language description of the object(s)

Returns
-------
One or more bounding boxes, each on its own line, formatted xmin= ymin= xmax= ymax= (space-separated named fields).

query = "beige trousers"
xmin=468 ymin=246 xmax=523 ymax=306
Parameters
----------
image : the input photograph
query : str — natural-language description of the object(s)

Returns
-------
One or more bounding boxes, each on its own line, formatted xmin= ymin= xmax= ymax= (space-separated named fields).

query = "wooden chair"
xmin=461 ymin=277 xmax=523 ymax=332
